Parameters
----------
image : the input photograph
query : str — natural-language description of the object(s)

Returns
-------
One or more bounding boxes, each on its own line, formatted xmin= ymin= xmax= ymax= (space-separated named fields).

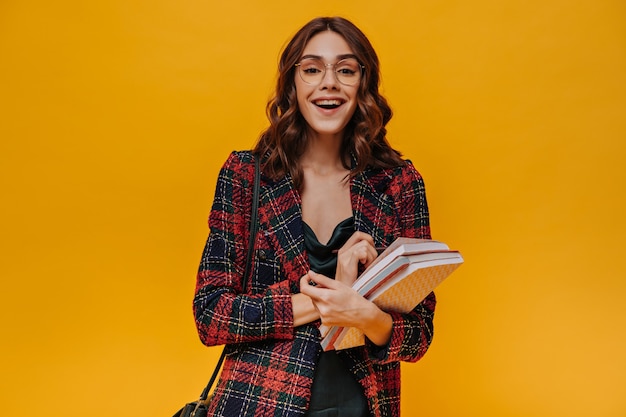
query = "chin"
xmin=310 ymin=126 xmax=347 ymax=138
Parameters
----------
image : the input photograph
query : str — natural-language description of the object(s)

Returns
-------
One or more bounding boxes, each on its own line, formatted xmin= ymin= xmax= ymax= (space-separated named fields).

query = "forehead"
xmin=301 ymin=31 xmax=354 ymax=59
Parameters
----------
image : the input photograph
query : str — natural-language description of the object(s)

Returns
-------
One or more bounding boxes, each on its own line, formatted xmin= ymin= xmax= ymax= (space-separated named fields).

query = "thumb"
xmin=307 ymin=270 xmax=337 ymax=289
xmin=300 ymin=271 xmax=319 ymax=290
xmin=307 ymin=270 xmax=320 ymax=286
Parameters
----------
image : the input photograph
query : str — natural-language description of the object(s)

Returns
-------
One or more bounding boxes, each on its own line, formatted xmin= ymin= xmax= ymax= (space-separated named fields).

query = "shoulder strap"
xmin=243 ymin=154 xmax=261 ymax=291
xmin=198 ymin=153 xmax=260 ymax=403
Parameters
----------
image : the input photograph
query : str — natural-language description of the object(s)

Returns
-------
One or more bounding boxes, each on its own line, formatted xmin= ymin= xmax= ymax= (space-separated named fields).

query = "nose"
xmin=319 ymin=65 xmax=339 ymax=89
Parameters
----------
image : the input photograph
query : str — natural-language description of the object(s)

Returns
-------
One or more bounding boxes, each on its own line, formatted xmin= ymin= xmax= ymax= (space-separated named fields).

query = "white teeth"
xmin=314 ymin=99 xmax=342 ymax=106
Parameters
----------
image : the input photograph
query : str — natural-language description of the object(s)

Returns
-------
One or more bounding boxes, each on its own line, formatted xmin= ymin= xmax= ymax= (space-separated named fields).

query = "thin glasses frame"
xmin=295 ymin=57 xmax=365 ymax=86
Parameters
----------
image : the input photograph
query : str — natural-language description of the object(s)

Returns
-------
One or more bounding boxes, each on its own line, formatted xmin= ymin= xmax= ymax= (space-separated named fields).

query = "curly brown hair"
xmin=253 ymin=16 xmax=405 ymax=189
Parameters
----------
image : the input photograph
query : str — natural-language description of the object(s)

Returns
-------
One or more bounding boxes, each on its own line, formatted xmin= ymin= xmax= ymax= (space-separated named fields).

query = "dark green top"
xmin=303 ymin=218 xmax=369 ymax=417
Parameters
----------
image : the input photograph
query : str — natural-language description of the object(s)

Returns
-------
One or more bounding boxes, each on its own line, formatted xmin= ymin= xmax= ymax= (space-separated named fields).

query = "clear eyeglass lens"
xmin=298 ymin=58 xmax=362 ymax=86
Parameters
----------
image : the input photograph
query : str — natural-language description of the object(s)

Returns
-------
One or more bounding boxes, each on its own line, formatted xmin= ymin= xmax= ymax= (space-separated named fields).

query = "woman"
xmin=194 ymin=16 xmax=435 ymax=417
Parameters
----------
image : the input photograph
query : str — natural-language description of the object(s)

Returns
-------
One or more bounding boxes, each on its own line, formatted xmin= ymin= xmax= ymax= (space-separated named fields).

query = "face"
xmin=295 ymin=31 xmax=360 ymax=141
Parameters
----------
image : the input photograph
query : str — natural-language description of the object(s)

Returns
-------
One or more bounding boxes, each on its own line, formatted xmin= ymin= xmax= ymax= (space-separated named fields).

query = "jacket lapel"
xmin=351 ymin=168 xmax=399 ymax=247
xmin=258 ymin=173 xmax=310 ymax=282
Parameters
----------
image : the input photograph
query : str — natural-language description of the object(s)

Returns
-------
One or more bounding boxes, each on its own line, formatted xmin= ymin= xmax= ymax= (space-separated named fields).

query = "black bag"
xmin=173 ymin=401 xmax=208 ymax=417
xmin=173 ymin=155 xmax=260 ymax=417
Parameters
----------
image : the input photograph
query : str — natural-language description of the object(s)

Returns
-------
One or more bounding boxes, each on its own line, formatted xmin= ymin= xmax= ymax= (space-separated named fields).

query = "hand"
xmin=300 ymin=271 xmax=370 ymax=329
xmin=334 ymin=232 xmax=378 ymax=286
xmin=300 ymin=272 xmax=393 ymax=346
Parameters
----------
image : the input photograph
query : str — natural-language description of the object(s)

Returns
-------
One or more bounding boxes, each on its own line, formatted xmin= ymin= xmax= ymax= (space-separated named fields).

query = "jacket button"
xmin=258 ymin=250 xmax=267 ymax=260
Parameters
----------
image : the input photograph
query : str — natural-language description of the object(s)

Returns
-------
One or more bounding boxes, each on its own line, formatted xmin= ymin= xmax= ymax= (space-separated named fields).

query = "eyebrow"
xmin=299 ymin=53 xmax=359 ymax=61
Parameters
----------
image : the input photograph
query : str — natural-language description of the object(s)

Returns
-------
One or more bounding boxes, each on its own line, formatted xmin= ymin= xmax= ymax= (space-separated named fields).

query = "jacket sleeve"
xmin=193 ymin=151 xmax=294 ymax=347
xmin=366 ymin=161 xmax=436 ymax=363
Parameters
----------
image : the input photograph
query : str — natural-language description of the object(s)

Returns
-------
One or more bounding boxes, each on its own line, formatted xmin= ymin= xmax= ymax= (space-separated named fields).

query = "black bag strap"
xmin=197 ymin=153 xmax=261 ymax=403
xmin=244 ymin=154 xmax=261 ymax=290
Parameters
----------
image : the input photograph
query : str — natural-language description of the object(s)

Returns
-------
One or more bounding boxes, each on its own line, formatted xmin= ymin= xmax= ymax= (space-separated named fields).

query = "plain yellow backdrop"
xmin=1 ymin=1 xmax=625 ymax=416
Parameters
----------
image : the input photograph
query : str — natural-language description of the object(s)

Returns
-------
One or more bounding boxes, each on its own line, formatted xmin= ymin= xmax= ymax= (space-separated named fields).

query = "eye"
xmin=303 ymin=67 xmax=322 ymax=74
xmin=299 ymin=59 xmax=324 ymax=74
xmin=336 ymin=59 xmax=360 ymax=76
xmin=337 ymin=68 xmax=357 ymax=75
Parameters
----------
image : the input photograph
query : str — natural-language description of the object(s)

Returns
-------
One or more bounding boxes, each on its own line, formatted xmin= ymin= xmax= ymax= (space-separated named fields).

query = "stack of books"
xmin=319 ymin=238 xmax=464 ymax=351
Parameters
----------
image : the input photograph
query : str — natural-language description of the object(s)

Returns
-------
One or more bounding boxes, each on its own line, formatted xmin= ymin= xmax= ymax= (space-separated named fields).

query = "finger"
xmin=342 ymin=241 xmax=378 ymax=267
xmin=306 ymin=270 xmax=337 ymax=289
xmin=339 ymin=232 xmax=375 ymax=253
xmin=355 ymin=231 xmax=375 ymax=246
xmin=300 ymin=272 xmax=331 ymax=299
xmin=351 ymin=231 xmax=374 ymax=245
xmin=300 ymin=273 xmax=319 ymax=291
xmin=359 ymin=243 xmax=379 ymax=267
xmin=355 ymin=240 xmax=378 ymax=259
xmin=336 ymin=239 xmax=376 ymax=265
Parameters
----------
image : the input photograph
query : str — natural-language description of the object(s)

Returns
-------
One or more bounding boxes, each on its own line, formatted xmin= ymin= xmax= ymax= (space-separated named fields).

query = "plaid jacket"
xmin=194 ymin=151 xmax=436 ymax=417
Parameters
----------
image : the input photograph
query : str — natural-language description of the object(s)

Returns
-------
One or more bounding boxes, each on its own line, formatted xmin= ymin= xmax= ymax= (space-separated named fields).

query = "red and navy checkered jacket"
xmin=194 ymin=151 xmax=436 ymax=417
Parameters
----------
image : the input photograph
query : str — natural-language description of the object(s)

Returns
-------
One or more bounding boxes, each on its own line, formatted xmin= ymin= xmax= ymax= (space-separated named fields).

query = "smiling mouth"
xmin=313 ymin=99 xmax=344 ymax=109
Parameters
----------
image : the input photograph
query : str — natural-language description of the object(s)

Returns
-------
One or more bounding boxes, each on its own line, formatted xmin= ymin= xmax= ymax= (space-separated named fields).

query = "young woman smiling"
xmin=193 ymin=16 xmax=435 ymax=417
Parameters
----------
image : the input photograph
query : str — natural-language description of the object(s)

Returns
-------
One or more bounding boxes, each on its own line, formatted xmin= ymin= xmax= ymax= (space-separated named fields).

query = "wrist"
xmin=292 ymin=293 xmax=319 ymax=327
xmin=362 ymin=303 xmax=393 ymax=346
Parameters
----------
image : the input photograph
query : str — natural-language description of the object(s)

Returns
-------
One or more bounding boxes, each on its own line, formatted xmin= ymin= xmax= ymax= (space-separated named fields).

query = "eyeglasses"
xmin=295 ymin=57 xmax=364 ymax=86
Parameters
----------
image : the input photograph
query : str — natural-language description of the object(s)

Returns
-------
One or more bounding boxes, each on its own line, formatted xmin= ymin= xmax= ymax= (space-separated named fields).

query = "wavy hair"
xmin=253 ymin=16 xmax=405 ymax=189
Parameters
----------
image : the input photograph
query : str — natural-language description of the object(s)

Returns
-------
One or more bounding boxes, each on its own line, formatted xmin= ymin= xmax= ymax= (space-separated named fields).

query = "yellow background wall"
xmin=1 ymin=1 xmax=625 ymax=416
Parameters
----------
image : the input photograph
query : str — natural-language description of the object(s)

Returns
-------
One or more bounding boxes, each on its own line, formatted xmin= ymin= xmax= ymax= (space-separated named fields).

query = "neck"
xmin=301 ymin=133 xmax=346 ymax=174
